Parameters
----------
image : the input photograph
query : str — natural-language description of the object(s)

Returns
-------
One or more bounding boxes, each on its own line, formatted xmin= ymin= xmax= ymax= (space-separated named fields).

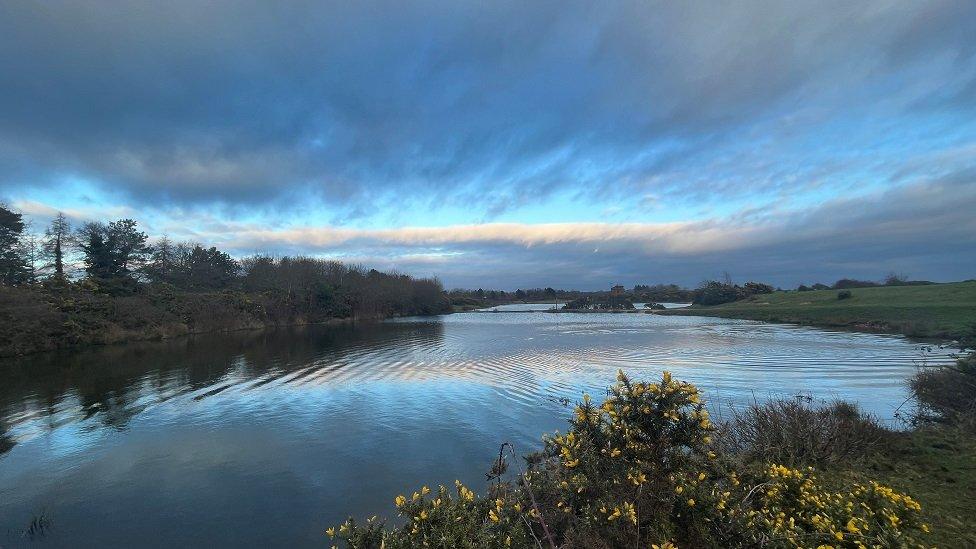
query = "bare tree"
xmin=43 ymin=212 xmax=72 ymax=281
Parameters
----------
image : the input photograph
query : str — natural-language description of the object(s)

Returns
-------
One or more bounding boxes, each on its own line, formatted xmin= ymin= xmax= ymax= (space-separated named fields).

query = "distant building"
xmin=610 ymin=285 xmax=625 ymax=295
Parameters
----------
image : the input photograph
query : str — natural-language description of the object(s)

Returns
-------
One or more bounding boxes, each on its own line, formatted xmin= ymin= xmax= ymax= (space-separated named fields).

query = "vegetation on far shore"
xmin=0 ymin=205 xmax=449 ymax=357
xmin=327 ymin=351 xmax=976 ymax=548
xmin=659 ymin=281 xmax=976 ymax=346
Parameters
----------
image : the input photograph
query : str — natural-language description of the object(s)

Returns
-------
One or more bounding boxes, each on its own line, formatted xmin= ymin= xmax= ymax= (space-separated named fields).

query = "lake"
xmin=0 ymin=308 xmax=958 ymax=547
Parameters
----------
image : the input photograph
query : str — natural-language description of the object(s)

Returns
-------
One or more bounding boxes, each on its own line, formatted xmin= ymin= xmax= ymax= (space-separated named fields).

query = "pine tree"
xmin=0 ymin=203 xmax=29 ymax=285
xmin=43 ymin=212 xmax=72 ymax=281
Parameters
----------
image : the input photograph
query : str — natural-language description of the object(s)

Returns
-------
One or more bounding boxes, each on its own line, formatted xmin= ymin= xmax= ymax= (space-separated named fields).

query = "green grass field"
xmin=865 ymin=427 xmax=976 ymax=547
xmin=661 ymin=281 xmax=976 ymax=344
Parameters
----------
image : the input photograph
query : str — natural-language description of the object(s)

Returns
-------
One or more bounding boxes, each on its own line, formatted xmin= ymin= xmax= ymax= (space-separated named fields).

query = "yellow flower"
xmin=698 ymin=472 xmax=706 ymax=481
xmin=675 ymin=486 xmax=683 ymax=494
xmin=421 ymin=485 xmax=430 ymax=495
xmin=325 ymin=527 xmax=335 ymax=537
xmin=489 ymin=509 xmax=500 ymax=523
xmin=846 ymin=518 xmax=860 ymax=534
xmin=687 ymin=498 xmax=695 ymax=507
xmin=394 ymin=495 xmax=406 ymax=507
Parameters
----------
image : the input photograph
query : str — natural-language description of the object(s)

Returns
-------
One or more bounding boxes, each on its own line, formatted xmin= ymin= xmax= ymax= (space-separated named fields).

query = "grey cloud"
xmin=186 ymin=169 xmax=974 ymax=289
xmin=2 ymin=1 xmax=974 ymax=216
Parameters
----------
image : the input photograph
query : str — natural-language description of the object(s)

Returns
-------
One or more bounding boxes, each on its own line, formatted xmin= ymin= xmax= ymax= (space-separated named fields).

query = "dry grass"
xmin=716 ymin=396 xmax=894 ymax=469
xmin=909 ymin=352 xmax=976 ymax=429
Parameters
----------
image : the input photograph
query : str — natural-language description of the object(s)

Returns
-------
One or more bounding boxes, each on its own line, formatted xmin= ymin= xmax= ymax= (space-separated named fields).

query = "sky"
xmin=1 ymin=0 xmax=974 ymax=290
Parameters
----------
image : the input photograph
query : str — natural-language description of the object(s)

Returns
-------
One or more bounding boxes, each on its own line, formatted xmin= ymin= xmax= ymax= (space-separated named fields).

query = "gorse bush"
xmin=328 ymin=372 xmax=930 ymax=548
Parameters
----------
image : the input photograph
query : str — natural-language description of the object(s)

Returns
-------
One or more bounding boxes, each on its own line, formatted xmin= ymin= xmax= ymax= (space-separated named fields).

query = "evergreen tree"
xmin=43 ymin=212 xmax=72 ymax=281
xmin=0 ymin=203 xmax=29 ymax=285
xmin=76 ymin=218 xmax=151 ymax=288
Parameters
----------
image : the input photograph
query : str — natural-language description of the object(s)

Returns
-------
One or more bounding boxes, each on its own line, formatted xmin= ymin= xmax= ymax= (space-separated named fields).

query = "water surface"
xmin=0 ymin=309 xmax=956 ymax=547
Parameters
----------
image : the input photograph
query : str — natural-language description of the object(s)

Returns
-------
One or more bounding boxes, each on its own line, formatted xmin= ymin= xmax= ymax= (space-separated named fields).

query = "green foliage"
xmin=76 ymin=219 xmax=151 ymax=291
xmin=328 ymin=372 xmax=931 ymax=548
xmin=837 ymin=290 xmax=853 ymax=300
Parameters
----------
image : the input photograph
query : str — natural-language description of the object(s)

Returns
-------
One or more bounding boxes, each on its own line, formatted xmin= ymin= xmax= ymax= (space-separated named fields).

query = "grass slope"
xmin=661 ymin=281 xmax=976 ymax=344
xmin=865 ymin=427 xmax=976 ymax=546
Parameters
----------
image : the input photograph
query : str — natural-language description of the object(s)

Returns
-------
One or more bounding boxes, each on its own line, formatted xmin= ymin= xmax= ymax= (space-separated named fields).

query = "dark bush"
xmin=742 ymin=281 xmax=774 ymax=295
xmin=715 ymin=397 xmax=892 ymax=468
xmin=910 ymin=352 xmax=976 ymax=429
xmin=833 ymin=278 xmax=878 ymax=289
xmin=692 ymin=281 xmax=740 ymax=305
xmin=797 ymin=285 xmax=812 ymax=292
xmin=562 ymin=296 xmax=592 ymax=310
xmin=837 ymin=290 xmax=852 ymax=300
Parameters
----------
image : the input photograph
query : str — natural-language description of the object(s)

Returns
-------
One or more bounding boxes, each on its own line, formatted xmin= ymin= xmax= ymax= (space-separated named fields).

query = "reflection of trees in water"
xmin=0 ymin=430 xmax=14 ymax=457
xmin=0 ymin=321 xmax=444 ymax=440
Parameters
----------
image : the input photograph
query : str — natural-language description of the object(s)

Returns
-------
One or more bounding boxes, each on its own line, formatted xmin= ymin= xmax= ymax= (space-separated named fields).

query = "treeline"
xmin=449 ymin=284 xmax=695 ymax=309
xmin=797 ymin=273 xmax=934 ymax=292
xmin=0 ymin=204 xmax=449 ymax=356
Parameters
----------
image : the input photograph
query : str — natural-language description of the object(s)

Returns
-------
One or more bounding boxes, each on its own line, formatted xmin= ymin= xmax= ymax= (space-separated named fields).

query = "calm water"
xmin=0 ymin=309 xmax=956 ymax=547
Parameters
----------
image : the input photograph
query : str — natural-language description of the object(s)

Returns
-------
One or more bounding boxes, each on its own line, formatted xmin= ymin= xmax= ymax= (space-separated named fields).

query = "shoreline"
xmin=0 ymin=313 xmax=415 ymax=360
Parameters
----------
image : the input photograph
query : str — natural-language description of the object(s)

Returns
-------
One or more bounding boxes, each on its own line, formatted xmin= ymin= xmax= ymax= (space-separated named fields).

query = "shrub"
xmin=833 ymin=279 xmax=878 ymax=289
xmin=837 ymin=290 xmax=852 ymax=300
xmin=693 ymin=281 xmax=741 ymax=306
xmin=742 ymin=282 xmax=774 ymax=295
xmin=328 ymin=372 xmax=930 ymax=548
xmin=910 ymin=352 xmax=976 ymax=428
xmin=716 ymin=397 xmax=891 ymax=468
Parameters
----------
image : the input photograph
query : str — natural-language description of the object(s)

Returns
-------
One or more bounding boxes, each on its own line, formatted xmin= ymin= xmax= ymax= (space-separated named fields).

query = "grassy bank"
xmin=659 ymin=281 xmax=976 ymax=345
xmin=865 ymin=427 xmax=976 ymax=546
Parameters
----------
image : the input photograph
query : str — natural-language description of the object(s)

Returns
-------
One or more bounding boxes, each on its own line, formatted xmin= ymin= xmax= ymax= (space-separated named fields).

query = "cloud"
xmin=123 ymin=170 xmax=969 ymax=289
xmin=1 ymin=0 xmax=974 ymax=219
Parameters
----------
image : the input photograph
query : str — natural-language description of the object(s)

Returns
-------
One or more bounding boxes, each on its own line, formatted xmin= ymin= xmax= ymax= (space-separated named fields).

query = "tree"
xmin=184 ymin=245 xmax=238 ymax=289
xmin=146 ymin=236 xmax=178 ymax=284
xmin=0 ymin=203 xmax=29 ymax=285
xmin=545 ymin=287 xmax=557 ymax=306
xmin=76 ymin=218 xmax=151 ymax=288
xmin=20 ymin=223 xmax=41 ymax=283
xmin=43 ymin=212 xmax=72 ymax=281
xmin=107 ymin=219 xmax=151 ymax=277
